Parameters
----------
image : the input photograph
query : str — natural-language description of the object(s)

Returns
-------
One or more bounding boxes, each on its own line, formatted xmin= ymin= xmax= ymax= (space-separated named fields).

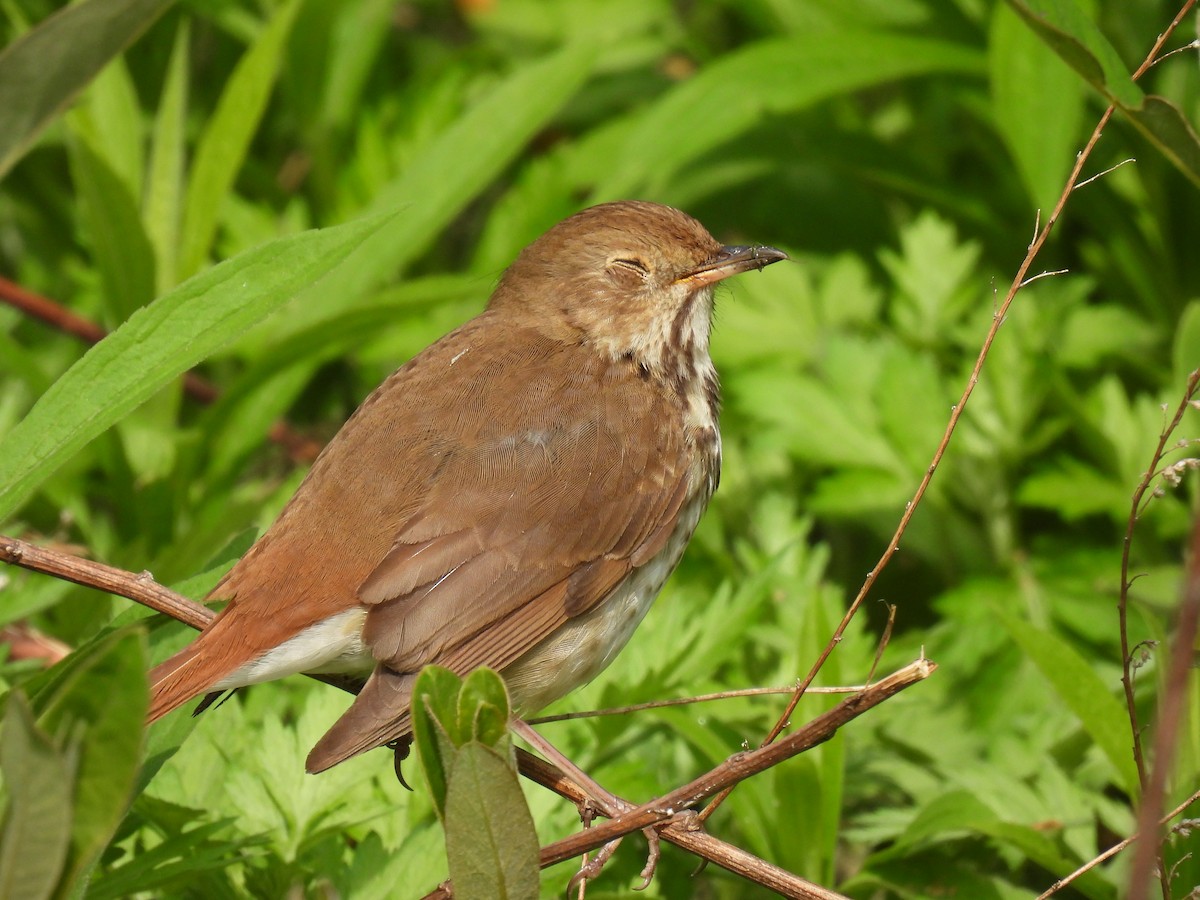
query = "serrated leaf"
xmin=0 ymin=211 xmax=392 ymax=520
xmin=444 ymin=743 xmax=539 ymax=900
xmin=0 ymin=0 xmax=174 ymax=180
xmin=0 ymin=693 xmax=72 ymax=900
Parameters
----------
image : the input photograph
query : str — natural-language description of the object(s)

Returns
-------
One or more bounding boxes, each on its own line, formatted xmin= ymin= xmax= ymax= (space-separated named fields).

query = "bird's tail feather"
xmin=306 ymin=666 xmax=414 ymax=773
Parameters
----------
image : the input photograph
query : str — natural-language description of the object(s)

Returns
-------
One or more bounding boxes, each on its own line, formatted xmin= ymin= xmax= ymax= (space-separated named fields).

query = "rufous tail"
xmin=146 ymin=638 xmax=225 ymax=723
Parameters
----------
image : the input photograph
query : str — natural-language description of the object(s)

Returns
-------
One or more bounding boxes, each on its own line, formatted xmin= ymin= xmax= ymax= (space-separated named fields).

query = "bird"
xmin=146 ymin=200 xmax=787 ymax=773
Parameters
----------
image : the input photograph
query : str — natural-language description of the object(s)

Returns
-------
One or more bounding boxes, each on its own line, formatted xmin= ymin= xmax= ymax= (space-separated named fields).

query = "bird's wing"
xmin=305 ymin=330 xmax=703 ymax=772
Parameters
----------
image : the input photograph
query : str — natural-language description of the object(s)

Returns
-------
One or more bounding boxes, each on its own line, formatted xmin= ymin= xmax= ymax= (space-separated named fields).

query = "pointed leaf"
xmin=992 ymin=606 xmax=1139 ymax=793
xmin=178 ymin=0 xmax=301 ymax=279
xmin=593 ymin=32 xmax=984 ymax=199
xmin=0 ymin=211 xmax=393 ymax=520
xmin=278 ymin=39 xmax=599 ymax=338
xmin=1003 ymin=0 xmax=1141 ymax=107
xmin=145 ymin=19 xmax=190 ymax=293
xmin=0 ymin=0 xmax=174 ymax=180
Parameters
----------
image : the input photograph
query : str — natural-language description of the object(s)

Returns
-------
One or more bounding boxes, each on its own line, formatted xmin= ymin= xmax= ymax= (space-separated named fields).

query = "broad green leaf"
xmin=444 ymin=743 xmax=539 ymax=900
xmin=178 ymin=0 xmax=301 ymax=280
xmin=593 ymin=32 xmax=985 ymax=199
xmin=993 ymin=606 xmax=1139 ymax=792
xmin=0 ymin=211 xmax=392 ymax=521
xmin=29 ymin=628 xmax=148 ymax=898
xmin=1003 ymin=0 xmax=1141 ymax=107
xmin=0 ymin=693 xmax=72 ymax=900
xmin=879 ymin=790 xmax=997 ymax=855
xmin=1004 ymin=2 xmax=1200 ymax=186
xmin=145 ymin=19 xmax=190 ymax=293
xmin=0 ymin=0 xmax=174 ymax=180
xmin=989 ymin=3 xmax=1084 ymax=211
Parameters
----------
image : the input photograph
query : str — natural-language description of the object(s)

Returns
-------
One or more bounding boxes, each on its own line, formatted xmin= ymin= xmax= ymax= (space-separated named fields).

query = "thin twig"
xmin=540 ymin=659 xmax=933 ymax=867
xmin=1037 ymin=787 xmax=1200 ymax=899
xmin=1073 ymin=158 xmax=1135 ymax=190
xmin=1 ymin=532 xmax=875 ymax=899
xmin=1127 ymin=408 xmax=1200 ymax=900
xmin=0 ymin=534 xmax=215 ymax=629
xmin=699 ymin=0 xmax=1200 ymax=827
xmin=527 ymin=682 xmax=865 ymax=724
xmin=1118 ymin=372 xmax=1200 ymax=801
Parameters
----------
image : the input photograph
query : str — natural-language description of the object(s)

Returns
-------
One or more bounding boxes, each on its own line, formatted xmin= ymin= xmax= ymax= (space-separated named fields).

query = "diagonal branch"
xmin=700 ymin=0 xmax=1200 ymax=826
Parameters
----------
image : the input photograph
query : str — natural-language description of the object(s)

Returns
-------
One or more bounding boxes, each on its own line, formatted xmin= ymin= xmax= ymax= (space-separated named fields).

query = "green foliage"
xmin=412 ymin=666 xmax=539 ymax=900
xmin=1 ymin=0 xmax=1198 ymax=897
xmin=0 ymin=628 xmax=148 ymax=899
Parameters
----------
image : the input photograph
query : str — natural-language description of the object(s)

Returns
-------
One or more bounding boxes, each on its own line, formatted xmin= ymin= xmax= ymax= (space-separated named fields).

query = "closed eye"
xmin=608 ymin=257 xmax=650 ymax=279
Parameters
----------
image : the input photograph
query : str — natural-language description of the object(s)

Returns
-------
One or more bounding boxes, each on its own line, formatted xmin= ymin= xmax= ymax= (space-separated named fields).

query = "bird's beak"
xmin=676 ymin=244 xmax=788 ymax=288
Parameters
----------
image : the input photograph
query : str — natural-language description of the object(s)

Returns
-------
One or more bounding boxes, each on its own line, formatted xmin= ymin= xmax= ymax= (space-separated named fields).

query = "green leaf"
xmin=0 ymin=211 xmax=392 ymax=521
xmin=992 ymin=606 xmax=1140 ymax=793
xmin=412 ymin=666 xmax=469 ymax=817
xmin=989 ymin=3 xmax=1084 ymax=211
xmin=67 ymin=135 xmax=156 ymax=324
xmin=0 ymin=693 xmax=73 ymax=900
xmin=458 ymin=668 xmax=511 ymax=749
xmin=1122 ymin=95 xmax=1200 ymax=189
xmin=1172 ymin=302 xmax=1200 ymax=390
xmin=178 ymin=0 xmax=301 ymax=280
xmin=145 ymin=19 xmax=190 ymax=293
xmin=28 ymin=628 xmax=148 ymax=898
xmin=976 ymin=821 xmax=1114 ymax=900
xmin=0 ymin=0 xmax=174 ymax=180
xmin=1004 ymin=2 xmax=1200 ymax=186
xmin=893 ymin=789 xmax=998 ymax=851
xmin=1003 ymin=0 xmax=1141 ymax=107
xmin=444 ymin=743 xmax=539 ymax=900
xmin=593 ymin=32 xmax=984 ymax=199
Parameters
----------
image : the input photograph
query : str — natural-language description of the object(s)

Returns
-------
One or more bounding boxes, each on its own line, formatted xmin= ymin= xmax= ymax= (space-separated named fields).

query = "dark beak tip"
xmin=720 ymin=244 xmax=789 ymax=268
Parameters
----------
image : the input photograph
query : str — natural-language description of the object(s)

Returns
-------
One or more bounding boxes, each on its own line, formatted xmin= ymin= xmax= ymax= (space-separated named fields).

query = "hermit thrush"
xmin=147 ymin=201 xmax=786 ymax=773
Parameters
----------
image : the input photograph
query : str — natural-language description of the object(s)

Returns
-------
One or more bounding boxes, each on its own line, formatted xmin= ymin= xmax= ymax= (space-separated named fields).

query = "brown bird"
xmin=147 ymin=200 xmax=786 ymax=773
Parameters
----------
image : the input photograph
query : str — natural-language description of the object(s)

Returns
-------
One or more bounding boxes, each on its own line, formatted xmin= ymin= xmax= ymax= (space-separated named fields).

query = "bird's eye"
xmin=606 ymin=257 xmax=650 ymax=286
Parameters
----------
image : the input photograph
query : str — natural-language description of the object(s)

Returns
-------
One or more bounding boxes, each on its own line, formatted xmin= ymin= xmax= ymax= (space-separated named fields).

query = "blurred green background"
xmin=1 ymin=0 xmax=1198 ymax=896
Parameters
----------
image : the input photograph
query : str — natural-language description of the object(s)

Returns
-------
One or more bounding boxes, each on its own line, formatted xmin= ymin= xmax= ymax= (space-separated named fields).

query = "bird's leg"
xmin=567 ymin=835 xmax=624 ymax=894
